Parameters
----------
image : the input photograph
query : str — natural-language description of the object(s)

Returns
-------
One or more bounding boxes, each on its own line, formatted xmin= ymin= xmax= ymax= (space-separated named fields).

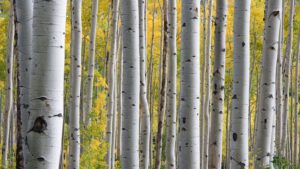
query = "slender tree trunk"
xmin=138 ymin=0 xmax=151 ymax=168
xmin=2 ymin=1 xmax=14 ymax=168
xmin=208 ymin=0 xmax=227 ymax=168
xmin=85 ymin=0 xmax=99 ymax=125
xmin=178 ymin=0 xmax=200 ymax=168
xmin=106 ymin=0 xmax=119 ymax=168
xmin=281 ymin=0 xmax=294 ymax=155
xmin=275 ymin=0 xmax=284 ymax=155
xmin=155 ymin=0 xmax=168 ymax=168
xmin=165 ymin=0 xmax=177 ymax=168
xmin=203 ymin=0 xmax=213 ymax=168
xmin=15 ymin=0 xmax=33 ymax=168
xmin=254 ymin=0 xmax=282 ymax=168
xmin=229 ymin=0 xmax=251 ymax=168
xmin=24 ymin=0 xmax=67 ymax=168
xmin=120 ymin=0 xmax=140 ymax=168
xmin=68 ymin=0 xmax=82 ymax=168
xmin=294 ymin=23 xmax=300 ymax=164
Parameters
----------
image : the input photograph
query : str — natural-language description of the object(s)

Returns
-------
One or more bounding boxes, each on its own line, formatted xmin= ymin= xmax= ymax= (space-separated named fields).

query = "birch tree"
xmin=138 ymin=0 xmax=151 ymax=168
xmin=85 ymin=0 xmax=99 ymax=125
xmin=229 ymin=0 xmax=251 ymax=168
xmin=208 ymin=0 xmax=227 ymax=168
xmin=2 ymin=1 xmax=14 ymax=167
xmin=281 ymin=0 xmax=294 ymax=155
xmin=121 ymin=0 xmax=140 ymax=168
xmin=166 ymin=0 xmax=177 ymax=168
xmin=254 ymin=0 xmax=282 ymax=168
xmin=68 ymin=0 xmax=82 ymax=168
xmin=178 ymin=0 xmax=200 ymax=168
xmin=106 ymin=0 xmax=119 ymax=168
xmin=25 ymin=0 xmax=67 ymax=168
xmin=15 ymin=0 xmax=33 ymax=167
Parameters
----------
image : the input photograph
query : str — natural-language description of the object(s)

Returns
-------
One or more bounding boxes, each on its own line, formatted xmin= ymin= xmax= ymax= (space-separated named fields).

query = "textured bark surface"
xmin=138 ymin=0 xmax=151 ymax=168
xmin=121 ymin=0 xmax=140 ymax=168
xmin=85 ymin=0 xmax=99 ymax=125
xmin=229 ymin=0 xmax=251 ymax=168
xmin=68 ymin=0 xmax=82 ymax=168
xmin=208 ymin=0 xmax=227 ymax=168
xmin=166 ymin=0 xmax=177 ymax=168
xmin=25 ymin=0 xmax=67 ymax=168
xmin=178 ymin=0 xmax=200 ymax=168
xmin=254 ymin=0 xmax=282 ymax=168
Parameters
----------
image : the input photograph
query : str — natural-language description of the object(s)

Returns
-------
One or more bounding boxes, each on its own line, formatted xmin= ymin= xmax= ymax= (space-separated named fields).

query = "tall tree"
xmin=107 ymin=0 xmax=119 ymax=168
xmin=85 ymin=0 xmax=99 ymax=125
xmin=15 ymin=0 xmax=33 ymax=167
xmin=229 ymin=0 xmax=251 ymax=168
xmin=178 ymin=0 xmax=200 ymax=168
xmin=281 ymin=0 xmax=294 ymax=155
xmin=254 ymin=0 xmax=282 ymax=168
xmin=208 ymin=0 xmax=227 ymax=168
xmin=138 ymin=0 xmax=151 ymax=168
xmin=2 ymin=1 xmax=15 ymax=168
xmin=24 ymin=0 xmax=67 ymax=168
xmin=121 ymin=0 xmax=140 ymax=168
xmin=166 ymin=0 xmax=177 ymax=168
xmin=68 ymin=0 xmax=82 ymax=168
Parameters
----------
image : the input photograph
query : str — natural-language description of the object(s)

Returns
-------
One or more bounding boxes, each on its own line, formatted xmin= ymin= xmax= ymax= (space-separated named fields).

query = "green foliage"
xmin=270 ymin=156 xmax=300 ymax=169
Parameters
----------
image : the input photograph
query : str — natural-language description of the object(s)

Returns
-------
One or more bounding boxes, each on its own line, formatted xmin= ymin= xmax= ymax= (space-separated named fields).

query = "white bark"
xmin=281 ymin=0 xmax=294 ymax=155
xmin=106 ymin=0 xmax=119 ymax=168
xmin=230 ymin=0 xmax=251 ymax=168
xmin=68 ymin=0 xmax=82 ymax=168
xmin=85 ymin=0 xmax=99 ymax=125
xmin=165 ymin=0 xmax=177 ymax=168
xmin=138 ymin=0 xmax=150 ymax=168
xmin=208 ymin=0 xmax=227 ymax=168
xmin=25 ymin=0 xmax=67 ymax=168
xmin=121 ymin=0 xmax=140 ymax=168
xmin=254 ymin=0 xmax=282 ymax=168
xmin=2 ymin=2 xmax=14 ymax=167
xmin=178 ymin=0 xmax=200 ymax=168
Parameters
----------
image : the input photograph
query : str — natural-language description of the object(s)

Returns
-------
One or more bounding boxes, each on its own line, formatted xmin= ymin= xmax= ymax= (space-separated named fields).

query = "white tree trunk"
xmin=2 ymin=1 xmax=14 ymax=167
xmin=294 ymin=23 xmax=300 ymax=164
xmin=229 ymin=0 xmax=251 ymax=168
xmin=178 ymin=0 xmax=200 ymax=168
xmin=208 ymin=0 xmax=227 ymax=168
xmin=85 ymin=0 xmax=99 ymax=125
xmin=138 ymin=0 xmax=151 ymax=168
xmin=281 ymin=0 xmax=294 ymax=155
xmin=68 ymin=0 xmax=82 ymax=168
xmin=165 ymin=0 xmax=177 ymax=168
xmin=15 ymin=0 xmax=33 ymax=166
xmin=106 ymin=0 xmax=119 ymax=168
xmin=25 ymin=0 xmax=67 ymax=168
xmin=254 ymin=0 xmax=282 ymax=168
xmin=121 ymin=0 xmax=140 ymax=168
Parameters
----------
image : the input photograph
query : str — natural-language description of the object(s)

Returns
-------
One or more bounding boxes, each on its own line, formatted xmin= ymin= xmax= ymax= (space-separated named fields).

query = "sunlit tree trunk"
xmin=15 ymin=0 xmax=33 ymax=167
xmin=121 ymin=0 xmax=140 ymax=168
xmin=254 ymin=0 xmax=282 ymax=168
xmin=208 ymin=0 xmax=227 ymax=168
xmin=178 ymin=0 xmax=200 ymax=168
xmin=68 ymin=0 xmax=82 ymax=168
xmin=229 ymin=0 xmax=251 ymax=168
xmin=138 ymin=0 xmax=151 ymax=168
xmin=106 ymin=0 xmax=119 ymax=168
xmin=2 ymin=2 xmax=14 ymax=167
xmin=24 ymin=0 xmax=67 ymax=168
xmin=165 ymin=0 xmax=177 ymax=168
xmin=294 ymin=24 xmax=300 ymax=164
xmin=281 ymin=0 xmax=294 ymax=155
xmin=85 ymin=0 xmax=99 ymax=125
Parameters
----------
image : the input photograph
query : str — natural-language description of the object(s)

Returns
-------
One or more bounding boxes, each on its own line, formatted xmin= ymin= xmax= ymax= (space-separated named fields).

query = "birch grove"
xmin=0 ymin=0 xmax=300 ymax=168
